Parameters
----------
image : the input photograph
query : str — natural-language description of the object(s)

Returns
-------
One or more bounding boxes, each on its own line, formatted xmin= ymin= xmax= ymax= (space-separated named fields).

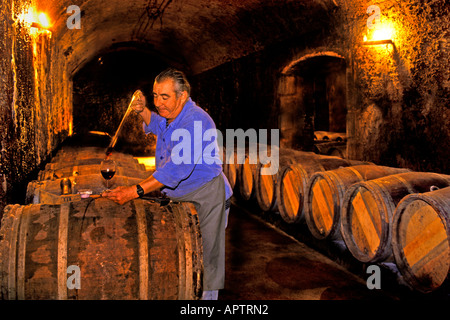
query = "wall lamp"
xmin=17 ymin=9 xmax=52 ymax=33
xmin=363 ymin=27 xmax=395 ymax=46
xmin=362 ymin=39 xmax=394 ymax=46
xmin=363 ymin=5 xmax=395 ymax=47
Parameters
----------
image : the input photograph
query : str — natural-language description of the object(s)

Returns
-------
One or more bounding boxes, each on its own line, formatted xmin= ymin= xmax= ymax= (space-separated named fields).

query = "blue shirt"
xmin=144 ymin=98 xmax=233 ymax=199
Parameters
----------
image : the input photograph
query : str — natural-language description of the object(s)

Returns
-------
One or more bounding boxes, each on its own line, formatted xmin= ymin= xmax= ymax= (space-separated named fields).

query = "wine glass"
xmin=100 ymin=159 xmax=116 ymax=190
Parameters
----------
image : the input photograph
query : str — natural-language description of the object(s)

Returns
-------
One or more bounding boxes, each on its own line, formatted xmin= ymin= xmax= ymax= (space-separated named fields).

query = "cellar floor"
xmin=219 ymin=198 xmax=446 ymax=301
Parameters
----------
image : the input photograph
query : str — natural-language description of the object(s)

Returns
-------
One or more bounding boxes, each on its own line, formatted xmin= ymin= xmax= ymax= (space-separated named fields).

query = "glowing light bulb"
xmin=372 ymin=26 xmax=392 ymax=41
xmin=38 ymin=13 xmax=50 ymax=29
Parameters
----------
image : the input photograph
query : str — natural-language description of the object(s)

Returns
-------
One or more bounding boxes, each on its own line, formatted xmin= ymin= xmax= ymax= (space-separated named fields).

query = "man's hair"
xmin=155 ymin=68 xmax=191 ymax=97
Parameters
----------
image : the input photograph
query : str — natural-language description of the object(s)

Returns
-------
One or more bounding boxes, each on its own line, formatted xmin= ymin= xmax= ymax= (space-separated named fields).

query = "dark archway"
xmin=72 ymin=47 xmax=169 ymax=156
xmin=279 ymin=53 xmax=347 ymax=151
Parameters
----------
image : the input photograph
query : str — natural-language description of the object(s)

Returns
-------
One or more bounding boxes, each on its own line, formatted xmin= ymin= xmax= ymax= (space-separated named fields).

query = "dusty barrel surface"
xmin=392 ymin=186 xmax=450 ymax=293
xmin=45 ymin=147 xmax=146 ymax=172
xmin=45 ymin=157 xmax=146 ymax=172
xmin=0 ymin=199 xmax=203 ymax=300
xmin=254 ymin=149 xmax=321 ymax=212
xmin=275 ymin=156 xmax=371 ymax=224
xmin=341 ymin=172 xmax=450 ymax=263
xmin=305 ymin=165 xmax=411 ymax=241
xmin=52 ymin=146 xmax=136 ymax=161
xmin=38 ymin=163 xmax=151 ymax=181
xmin=26 ymin=174 xmax=145 ymax=204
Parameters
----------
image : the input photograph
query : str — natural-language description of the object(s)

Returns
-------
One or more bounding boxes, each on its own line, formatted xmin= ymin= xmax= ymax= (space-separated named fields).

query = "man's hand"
xmin=131 ymin=90 xmax=146 ymax=114
xmin=103 ymin=176 xmax=164 ymax=205
xmin=102 ymin=185 xmax=138 ymax=205
xmin=131 ymin=90 xmax=151 ymax=126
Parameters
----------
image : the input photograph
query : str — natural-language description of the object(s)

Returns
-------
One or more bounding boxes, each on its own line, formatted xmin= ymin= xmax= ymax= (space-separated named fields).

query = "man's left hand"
xmin=102 ymin=185 xmax=138 ymax=205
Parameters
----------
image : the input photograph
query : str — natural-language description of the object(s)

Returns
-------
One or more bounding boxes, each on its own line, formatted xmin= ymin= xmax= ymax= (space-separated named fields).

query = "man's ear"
xmin=180 ymin=90 xmax=189 ymax=103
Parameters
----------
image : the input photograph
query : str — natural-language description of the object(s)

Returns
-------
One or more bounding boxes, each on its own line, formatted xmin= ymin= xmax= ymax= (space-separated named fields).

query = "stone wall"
xmin=0 ymin=0 xmax=72 ymax=215
xmin=0 ymin=0 xmax=448 ymax=217
xmin=193 ymin=0 xmax=450 ymax=173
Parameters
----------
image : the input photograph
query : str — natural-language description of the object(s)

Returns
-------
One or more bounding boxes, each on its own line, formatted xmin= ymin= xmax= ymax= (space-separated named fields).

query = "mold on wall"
xmin=0 ymin=0 xmax=73 ymax=215
xmin=193 ymin=0 xmax=449 ymax=173
xmin=346 ymin=0 xmax=450 ymax=172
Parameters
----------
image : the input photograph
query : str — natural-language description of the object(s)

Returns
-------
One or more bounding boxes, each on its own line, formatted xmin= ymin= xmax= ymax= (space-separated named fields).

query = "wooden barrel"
xmin=52 ymin=146 xmax=136 ymax=162
xmin=341 ymin=172 xmax=450 ymax=263
xmin=47 ymin=146 xmax=144 ymax=169
xmin=305 ymin=165 xmax=411 ymax=241
xmin=391 ymin=186 xmax=450 ymax=293
xmin=275 ymin=157 xmax=372 ymax=224
xmin=0 ymin=199 xmax=203 ymax=300
xmin=26 ymin=174 xmax=145 ymax=204
xmin=45 ymin=157 xmax=146 ymax=172
xmin=38 ymin=164 xmax=151 ymax=181
xmin=222 ymin=146 xmax=245 ymax=191
xmin=239 ymin=153 xmax=259 ymax=201
xmin=314 ymin=131 xmax=347 ymax=142
xmin=252 ymin=148 xmax=321 ymax=208
xmin=327 ymin=145 xmax=347 ymax=159
xmin=313 ymin=141 xmax=347 ymax=157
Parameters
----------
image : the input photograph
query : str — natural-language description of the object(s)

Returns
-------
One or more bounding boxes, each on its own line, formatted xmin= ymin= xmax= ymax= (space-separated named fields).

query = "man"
xmin=103 ymin=68 xmax=232 ymax=300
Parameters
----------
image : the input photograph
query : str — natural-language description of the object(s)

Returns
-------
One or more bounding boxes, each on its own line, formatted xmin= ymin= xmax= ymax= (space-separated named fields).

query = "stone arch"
xmin=278 ymin=51 xmax=348 ymax=150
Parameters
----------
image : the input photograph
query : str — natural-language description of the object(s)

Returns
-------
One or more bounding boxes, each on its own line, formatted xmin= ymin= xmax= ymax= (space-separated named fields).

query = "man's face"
xmin=153 ymin=79 xmax=187 ymax=122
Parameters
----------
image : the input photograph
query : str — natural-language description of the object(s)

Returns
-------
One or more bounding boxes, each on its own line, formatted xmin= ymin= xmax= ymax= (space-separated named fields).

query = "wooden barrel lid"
xmin=392 ymin=190 xmax=450 ymax=293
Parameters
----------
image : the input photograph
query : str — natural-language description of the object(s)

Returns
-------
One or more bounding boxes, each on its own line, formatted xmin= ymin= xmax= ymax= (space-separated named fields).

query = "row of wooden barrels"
xmin=222 ymin=145 xmax=450 ymax=294
xmin=0 ymin=146 xmax=204 ymax=300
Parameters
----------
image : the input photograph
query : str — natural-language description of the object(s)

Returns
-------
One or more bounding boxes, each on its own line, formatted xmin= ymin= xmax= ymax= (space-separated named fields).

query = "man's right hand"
xmin=131 ymin=90 xmax=146 ymax=114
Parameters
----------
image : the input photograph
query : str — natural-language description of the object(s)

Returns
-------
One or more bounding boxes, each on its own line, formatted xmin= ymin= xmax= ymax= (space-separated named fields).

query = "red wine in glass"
xmin=101 ymin=170 xmax=115 ymax=180
xmin=100 ymin=159 xmax=116 ymax=190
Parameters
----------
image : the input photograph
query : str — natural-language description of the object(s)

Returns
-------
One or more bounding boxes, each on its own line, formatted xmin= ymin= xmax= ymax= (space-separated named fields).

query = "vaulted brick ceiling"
xmin=33 ymin=0 xmax=337 ymax=75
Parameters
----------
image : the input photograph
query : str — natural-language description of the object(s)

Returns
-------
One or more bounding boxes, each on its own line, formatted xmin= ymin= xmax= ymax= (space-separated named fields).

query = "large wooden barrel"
xmin=304 ymin=165 xmax=411 ymax=241
xmin=341 ymin=172 xmax=450 ymax=263
xmin=222 ymin=146 xmax=245 ymax=191
xmin=45 ymin=146 xmax=146 ymax=172
xmin=26 ymin=174 xmax=145 ymax=204
xmin=327 ymin=145 xmax=347 ymax=159
xmin=52 ymin=146 xmax=134 ymax=160
xmin=313 ymin=141 xmax=347 ymax=158
xmin=237 ymin=143 xmax=274 ymax=201
xmin=38 ymin=163 xmax=151 ymax=181
xmin=314 ymin=131 xmax=347 ymax=142
xmin=238 ymin=153 xmax=259 ymax=201
xmin=275 ymin=157 xmax=372 ymax=224
xmin=45 ymin=157 xmax=146 ymax=172
xmin=391 ymin=186 xmax=450 ymax=293
xmin=0 ymin=199 xmax=203 ymax=300
xmin=253 ymin=149 xmax=321 ymax=212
